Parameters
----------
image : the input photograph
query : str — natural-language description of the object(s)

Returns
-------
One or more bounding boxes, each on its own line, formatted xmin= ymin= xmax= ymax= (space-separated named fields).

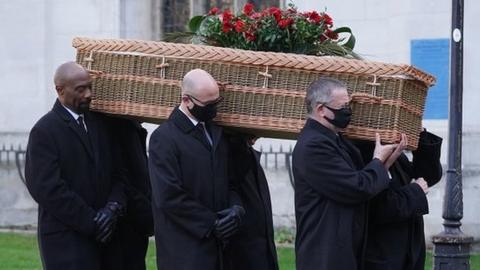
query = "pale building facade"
xmin=0 ymin=0 xmax=478 ymax=248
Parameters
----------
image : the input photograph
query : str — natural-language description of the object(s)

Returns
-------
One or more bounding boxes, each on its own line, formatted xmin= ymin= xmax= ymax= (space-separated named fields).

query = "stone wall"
xmin=0 ymin=0 xmax=154 ymax=227
xmin=0 ymin=163 xmax=36 ymax=228
xmin=0 ymin=132 xmax=35 ymax=227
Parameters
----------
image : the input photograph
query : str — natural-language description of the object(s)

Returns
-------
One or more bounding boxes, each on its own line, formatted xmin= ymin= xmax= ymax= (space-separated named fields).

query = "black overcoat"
xmin=292 ymin=119 xmax=390 ymax=270
xmin=148 ymin=107 xmax=235 ymax=270
xmin=108 ymin=117 xmax=153 ymax=270
xmin=25 ymin=99 xmax=125 ymax=270
xmin=355 ymin=131 xmax=443 ymax=270
xmin=225 ymin=135 xmax=279 ymax=270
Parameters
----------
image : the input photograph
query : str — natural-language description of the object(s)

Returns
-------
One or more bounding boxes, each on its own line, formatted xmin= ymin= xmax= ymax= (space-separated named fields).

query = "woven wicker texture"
xmin=73 ymin=37 xmax=435 ymax=86
xmin=73 ymin=37 xmax=435 ymax=149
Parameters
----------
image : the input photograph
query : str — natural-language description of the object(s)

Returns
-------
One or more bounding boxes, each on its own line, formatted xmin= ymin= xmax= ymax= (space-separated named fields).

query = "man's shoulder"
xmin=298 ymin=126 xmax=332 ymax=145
xmin=31 ymin=110 xmax=60 ymax=130
xmin=294 ymin=129 xmax=339 ymax=161
xmin=150 ymin=120 xmax=178 ymax=140
xmin=27 ymin=111 xmax=67 ymax=143
xmin=148 ymin=121 xmax=185 ymax=155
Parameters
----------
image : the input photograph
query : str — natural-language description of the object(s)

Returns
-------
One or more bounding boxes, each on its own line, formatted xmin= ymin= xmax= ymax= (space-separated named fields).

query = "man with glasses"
xmin=148 ymin=69 xmax=244 ymax=270
xmin=293 ymin=77 xmax=404 ymax=270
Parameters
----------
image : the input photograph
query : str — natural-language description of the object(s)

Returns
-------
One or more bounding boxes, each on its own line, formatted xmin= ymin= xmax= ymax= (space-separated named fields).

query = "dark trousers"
xmin=118 ymin=222 xmax=149 ymax=270
xmin=39 ymin=229 xmax=122 ymax=270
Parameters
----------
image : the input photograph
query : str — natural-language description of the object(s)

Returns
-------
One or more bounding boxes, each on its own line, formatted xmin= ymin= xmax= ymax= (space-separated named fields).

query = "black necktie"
xmin=77 ymin=115 xmax=87 ymax=133
xmin=199 ymin=122 xmax=213 ymax=146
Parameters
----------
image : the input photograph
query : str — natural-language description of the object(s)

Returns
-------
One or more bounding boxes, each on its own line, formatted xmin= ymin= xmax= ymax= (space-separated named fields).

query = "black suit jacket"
xmin=25 ymin=99 xmax=125 ymax=269
xmin=355 ymin=131 xmax=443 ymax=270
xmin=149 ymin=107 xmax=236 ymax=270
xmin=107 ymin=117 xmax=153 ymax=270
xmin=108 ymin=117 xmax=153 ymax=236
xmin=225 ymin=135 xmax=279 ymax=270
xmin=293 ymin=118 xmax=390 ymax=270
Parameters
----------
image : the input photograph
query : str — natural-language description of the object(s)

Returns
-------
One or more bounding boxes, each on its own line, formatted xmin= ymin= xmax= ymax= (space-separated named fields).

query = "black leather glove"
xmin=94 ymin=202 xmax=124 ymax=243
xmin=213 ymin=205 xmax=245 ymax=240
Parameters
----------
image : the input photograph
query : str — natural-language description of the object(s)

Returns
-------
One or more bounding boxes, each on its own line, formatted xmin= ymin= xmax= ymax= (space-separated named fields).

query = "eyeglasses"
xmin=186 ymin=94 xmax=224 ymax=106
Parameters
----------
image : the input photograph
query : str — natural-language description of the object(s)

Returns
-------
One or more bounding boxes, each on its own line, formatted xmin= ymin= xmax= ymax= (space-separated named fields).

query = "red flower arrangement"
xmin=243 ymin=2 xmax=254 ymax=16
xmin=187 ymin=3 xmax=358 ymax=58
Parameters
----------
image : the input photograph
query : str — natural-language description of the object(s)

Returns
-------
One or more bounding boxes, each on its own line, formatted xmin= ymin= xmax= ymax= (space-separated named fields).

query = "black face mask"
xmin=188 ymin=102 xmax=218 ymax=122
xmin=324 ymin=105 xmax=352 ymax=128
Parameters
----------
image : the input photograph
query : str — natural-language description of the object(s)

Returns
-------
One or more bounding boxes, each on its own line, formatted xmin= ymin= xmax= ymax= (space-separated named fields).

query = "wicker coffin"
xmin=73 ymin=37 xmax=435 ymax=149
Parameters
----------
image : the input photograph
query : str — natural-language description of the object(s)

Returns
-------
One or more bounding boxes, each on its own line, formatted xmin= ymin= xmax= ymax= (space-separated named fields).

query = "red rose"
xmin=235 ymin=20 xmax=246 ymax=33
xmin=223 ymin=24 xmax=232 ymax=33
xmin=309 ymin=11 xmax=322 ymax=24
xmin=274 ymin=13 xmax=282 ymax=22
xmin=323 ymin=13 xmax=333 ymax=25
xmin=208 ymin=7 xmax=219 ymax=16
xmin=246 ymin=32 xmax=256 ymax=41
xmin=221 ymin=10 xmax=233 ymax=33
xmin=243 ymin=2 xmax=254 ymax=16
xmin=278 ymin=18 xmax=294 ymax=29
xmin=267 ymin=7 xmax=282 ymax=22
xmin=222 ymin=9 xmax=233 ymax=22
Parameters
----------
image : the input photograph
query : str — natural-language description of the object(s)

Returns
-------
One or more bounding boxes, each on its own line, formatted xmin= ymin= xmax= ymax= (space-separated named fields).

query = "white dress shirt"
xmin=62 ymin=105 xmax=88 ymax=132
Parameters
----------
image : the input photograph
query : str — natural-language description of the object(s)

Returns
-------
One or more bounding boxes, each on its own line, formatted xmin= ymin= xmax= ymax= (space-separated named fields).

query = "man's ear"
xmin=55 ymin=85 xmax=64 ymax=96
xmin=181 ymin=95 xmax=192 ymax=108
xmin=315 ymin=103 xmax=324 ymax=117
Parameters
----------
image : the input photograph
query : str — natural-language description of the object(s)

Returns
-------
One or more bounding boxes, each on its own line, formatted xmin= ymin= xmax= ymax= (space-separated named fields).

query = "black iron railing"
xmin=1 ymin=142 xmax=295 ymax=188
xmin=259 ymin=145 xmax=294 ymax=189
xmin=0 ymin=144 xmax=26 ymax=184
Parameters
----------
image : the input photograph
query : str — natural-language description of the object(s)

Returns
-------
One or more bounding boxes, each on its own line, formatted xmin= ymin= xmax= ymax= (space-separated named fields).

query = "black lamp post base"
xmin=432 ymin=231 xmax=473 ymax=270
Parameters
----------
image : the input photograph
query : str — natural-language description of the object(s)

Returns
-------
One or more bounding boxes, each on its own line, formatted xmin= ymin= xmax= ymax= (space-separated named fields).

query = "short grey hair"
xmin=305 ymin=77 xmax=346 ymax=116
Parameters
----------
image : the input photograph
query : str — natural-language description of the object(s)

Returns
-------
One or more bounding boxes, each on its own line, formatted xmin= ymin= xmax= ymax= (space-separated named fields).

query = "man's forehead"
xmin=194 ymin=84 xmax=219 ymax=97
xmin=331 ymin=88 xmax=349 ymax=101
xmin=71 ymin=76 xmax=92 ymax=86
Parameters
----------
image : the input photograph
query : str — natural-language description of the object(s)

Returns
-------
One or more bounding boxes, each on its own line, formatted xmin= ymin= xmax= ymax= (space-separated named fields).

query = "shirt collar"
xmin=178 ymin=105 xmax=200 ymax=126
xmin=62 ymin=105 xmax=84 ymax=121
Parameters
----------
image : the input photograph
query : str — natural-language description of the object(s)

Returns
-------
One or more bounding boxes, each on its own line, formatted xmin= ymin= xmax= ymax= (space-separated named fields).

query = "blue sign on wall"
xmin=411 ymin=39 xmax=449 ymax=119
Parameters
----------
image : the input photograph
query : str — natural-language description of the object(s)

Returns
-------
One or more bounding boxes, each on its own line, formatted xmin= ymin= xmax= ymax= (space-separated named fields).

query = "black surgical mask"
xmin=188 ymin=102 xmax=218 ymax=122
xmin=324 ymin=105 xmax=352 ymax=128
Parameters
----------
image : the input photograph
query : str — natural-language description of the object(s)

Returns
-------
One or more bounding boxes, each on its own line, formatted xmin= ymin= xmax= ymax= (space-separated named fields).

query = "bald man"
xmin=149 ymin=69 xmax=244 ymax=270
xmin=25 ymin=62 xmax=126 ymax=269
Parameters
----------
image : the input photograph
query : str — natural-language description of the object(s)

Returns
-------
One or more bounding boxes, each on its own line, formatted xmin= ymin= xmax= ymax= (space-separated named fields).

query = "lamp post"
xmin=432 ymin=0 xmax=473 ymax=269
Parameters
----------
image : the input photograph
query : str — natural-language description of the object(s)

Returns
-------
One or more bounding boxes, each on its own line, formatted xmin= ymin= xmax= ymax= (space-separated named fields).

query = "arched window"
xmin=156 ymin=0 xmax=282 ymax=39
xmin=162 ymin=0 xmax=191 ymax=33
